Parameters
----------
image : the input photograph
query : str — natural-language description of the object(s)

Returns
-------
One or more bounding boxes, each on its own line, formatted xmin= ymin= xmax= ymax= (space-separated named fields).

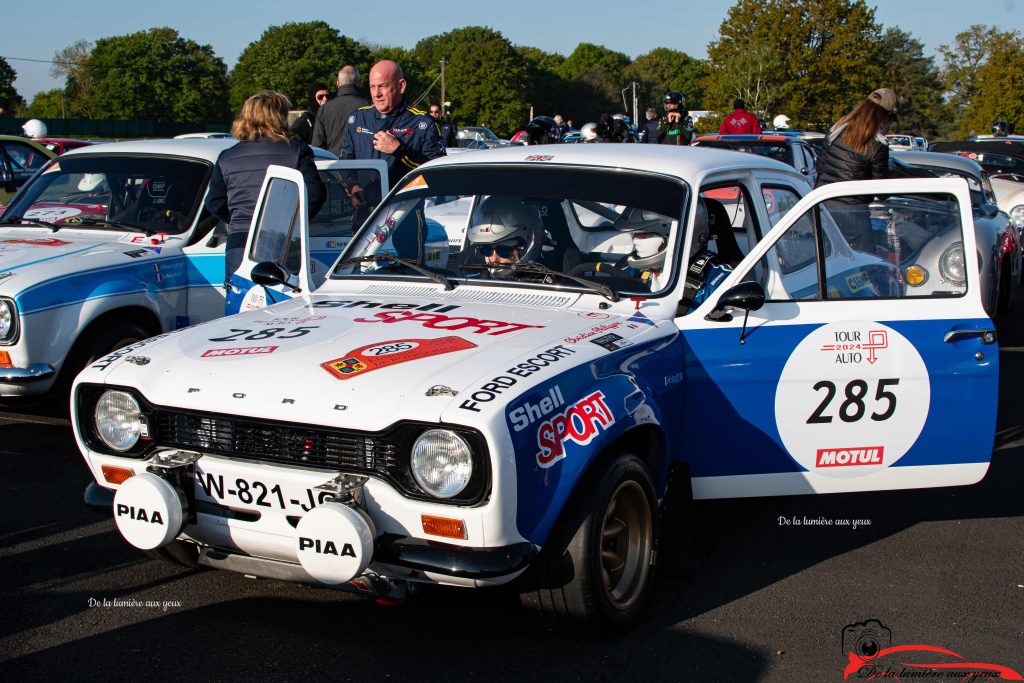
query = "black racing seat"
xmin=702 ymin=197 xmax=744 ymax=267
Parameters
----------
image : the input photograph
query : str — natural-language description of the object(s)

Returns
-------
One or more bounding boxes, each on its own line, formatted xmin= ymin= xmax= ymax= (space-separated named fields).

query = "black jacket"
xmin=311 ymin=84 xmax=369 ymax=155
xmin=815 ymin=126 xmax=889 ymax=187
xmin=206 ymin=137 xmax=326 ymax=275
xmin=640 ymin=119 xmax=660 ymax=143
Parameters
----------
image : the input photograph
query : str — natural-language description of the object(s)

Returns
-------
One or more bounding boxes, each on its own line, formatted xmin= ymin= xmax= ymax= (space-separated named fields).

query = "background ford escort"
xmin=73 ymin=145 xmax=999 ymax=635
xmin=0 ymin=138 xmax=384 ymax=401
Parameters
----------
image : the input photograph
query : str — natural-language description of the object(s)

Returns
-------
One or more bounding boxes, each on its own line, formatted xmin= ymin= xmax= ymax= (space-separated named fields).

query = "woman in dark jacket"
xmin=815 ymin=88 xmax=899 ymax=187
xmin=206 ymin=91 xmax=326 ymax=280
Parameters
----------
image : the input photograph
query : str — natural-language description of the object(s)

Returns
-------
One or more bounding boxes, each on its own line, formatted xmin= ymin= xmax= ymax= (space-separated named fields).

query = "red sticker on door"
xmin=321 ymin=336 xmax=477 ymax=380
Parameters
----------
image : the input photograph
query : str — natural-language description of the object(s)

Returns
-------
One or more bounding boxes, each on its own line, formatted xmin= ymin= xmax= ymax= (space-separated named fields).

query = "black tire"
xmin=57 ymin=320 xmax=151 ymax=395
xmin=144 ymin=541 xmax=202 ymax=569
xmin=996 ymin=258 xmax=1014 ymax=315
xmin=518 ymin=455 xmax=658 ymax=636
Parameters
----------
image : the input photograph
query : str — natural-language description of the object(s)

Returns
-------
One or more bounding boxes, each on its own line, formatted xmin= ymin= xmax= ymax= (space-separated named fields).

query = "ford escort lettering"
xmin=0 ymin=139 xmax=385 ymax=400
xmin=72 ymin=146 xmax=997 ymax=635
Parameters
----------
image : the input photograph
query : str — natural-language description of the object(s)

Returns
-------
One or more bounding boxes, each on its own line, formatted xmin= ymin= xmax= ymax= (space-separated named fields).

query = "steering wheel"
xmin=567 ymin=260 xmax=642 ymax=291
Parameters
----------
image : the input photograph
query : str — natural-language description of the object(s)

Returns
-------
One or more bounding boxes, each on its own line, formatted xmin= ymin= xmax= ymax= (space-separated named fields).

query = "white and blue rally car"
xmin=72 ymin=145 xmax=998 ymax=634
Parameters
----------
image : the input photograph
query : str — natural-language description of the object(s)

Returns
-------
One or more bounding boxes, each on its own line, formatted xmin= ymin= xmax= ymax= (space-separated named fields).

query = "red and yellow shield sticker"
xmin=321 ymin=336 xmax=477 ymax=380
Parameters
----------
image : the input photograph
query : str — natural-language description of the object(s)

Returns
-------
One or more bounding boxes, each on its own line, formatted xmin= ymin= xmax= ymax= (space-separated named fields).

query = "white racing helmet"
xmin=77 ymin=173 xmax=106 ymax=192
xmin=467 ymin=196 xmax=542 ymax=255
xmin=773 ymin=114 xmax=791 ymax=129
xmin=623 ymin=211 xmax=671 ymax=271
xmin=22 ymin=119 xmax=47 ymax=138
xmin=580 ymin=122 xmax=598 ymax=141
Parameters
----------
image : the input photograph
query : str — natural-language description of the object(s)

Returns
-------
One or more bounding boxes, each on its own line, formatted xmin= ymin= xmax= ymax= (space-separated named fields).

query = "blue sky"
xmin=4 ymin=0 xmax=1022 ymax=102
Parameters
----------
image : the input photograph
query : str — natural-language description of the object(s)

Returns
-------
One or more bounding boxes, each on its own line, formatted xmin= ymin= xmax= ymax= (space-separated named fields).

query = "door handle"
xmin=943 ymin=329 xmax=997 ymax=344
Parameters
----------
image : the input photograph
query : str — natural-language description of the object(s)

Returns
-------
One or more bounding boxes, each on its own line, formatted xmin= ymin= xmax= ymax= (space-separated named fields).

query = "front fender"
xmin=504 ymin=335 xmax=681 ymax=546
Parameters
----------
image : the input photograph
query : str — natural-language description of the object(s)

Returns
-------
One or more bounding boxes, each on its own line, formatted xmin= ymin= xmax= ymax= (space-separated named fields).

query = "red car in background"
xmin=37 ymin=138 xmax=96 ymax=155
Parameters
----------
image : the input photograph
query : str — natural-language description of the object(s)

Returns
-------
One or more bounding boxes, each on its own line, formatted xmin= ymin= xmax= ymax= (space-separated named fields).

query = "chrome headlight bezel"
xmin=94 ymin=390 xmax=144 ymax=452
xmin=938 ymin=241 xmax=966 ymax=287
xmin=1010 ymin=204 xmax=1024 ymax=230
xmin=410 ymin=429 xmax=475 ymax=499
xmin=0 ymin=298 xmax=19 ymax=345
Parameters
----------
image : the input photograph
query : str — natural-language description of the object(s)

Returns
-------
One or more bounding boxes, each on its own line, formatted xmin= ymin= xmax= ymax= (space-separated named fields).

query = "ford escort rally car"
xmin=0 ymin=138 xmax=385 ymax=400
xmin=73 ymin=145 xmax=998 ymax=634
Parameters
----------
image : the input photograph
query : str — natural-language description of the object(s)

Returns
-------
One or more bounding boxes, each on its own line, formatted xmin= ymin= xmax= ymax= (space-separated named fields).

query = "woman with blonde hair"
xmin=206 ymin=90 xmax=326 ymax=282
xmin=815 ymin=88 xmax=899 ymax=186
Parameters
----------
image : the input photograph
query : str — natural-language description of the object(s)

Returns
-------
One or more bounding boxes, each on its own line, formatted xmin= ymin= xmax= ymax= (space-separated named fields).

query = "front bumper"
xmin=84 ymin=482 xmax=537 ymax=581
xmin=0 ymin=363 xmax=55 ymax=382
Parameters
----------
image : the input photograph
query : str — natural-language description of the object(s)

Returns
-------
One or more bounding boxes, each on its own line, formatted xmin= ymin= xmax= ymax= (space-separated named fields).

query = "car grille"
xmin=153 ymin=410 xmax=400 ymax=477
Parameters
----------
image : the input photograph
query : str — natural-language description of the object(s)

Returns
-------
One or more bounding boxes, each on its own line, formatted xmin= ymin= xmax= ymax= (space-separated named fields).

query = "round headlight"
xmin=410 ymin=429 xmax=473 ymax=499
xmin=1010 ymin=205 xmax=1024 ymax=229
xmin=0 ymin=300 xmax=13 ymax=341
xmin=94 ymin=390 xmax=143 ymax=452
xmin=938 ymin=241 xmax=966 ymax=287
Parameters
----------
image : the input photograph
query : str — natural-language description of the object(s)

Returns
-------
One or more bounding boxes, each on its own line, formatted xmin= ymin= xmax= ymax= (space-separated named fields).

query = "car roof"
xmin=891 ymin=150 xmax=984 ymax=176
xmin=930 ymin=139 xmax=1024 ymax=158
xmin=421 ymin=142 xmax=801 ymax=179
xmin=60 ymin=137 xmax=237 ymax=162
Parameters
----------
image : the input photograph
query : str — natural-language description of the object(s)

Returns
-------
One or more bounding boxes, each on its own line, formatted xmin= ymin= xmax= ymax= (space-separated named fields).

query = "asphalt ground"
xmin=1 ymin=307 xmax=1021 ymax=682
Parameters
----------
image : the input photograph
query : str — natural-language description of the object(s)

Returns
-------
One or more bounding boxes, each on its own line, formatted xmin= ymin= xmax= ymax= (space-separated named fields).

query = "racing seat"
xmin=703 ymin=197 xmax=744 ymax=267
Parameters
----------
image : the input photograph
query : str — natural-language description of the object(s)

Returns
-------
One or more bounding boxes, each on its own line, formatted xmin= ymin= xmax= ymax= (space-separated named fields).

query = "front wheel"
xmin=518 ymin=455 xmax=658 ymax=635
xmin=57 ymin=320 xmax=151 ymax=397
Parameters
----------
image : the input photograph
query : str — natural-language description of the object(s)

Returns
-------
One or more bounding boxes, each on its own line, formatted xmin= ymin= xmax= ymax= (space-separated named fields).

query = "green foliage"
xmin=706 ymin=0 xmax=882 ymax=127
xmin=517 ymin=46 xmax=569 ymax=118
xmin=558 ymin=43 xmax=630 ymax=83
xmin=230 ymin=21 xmax=370 ymax=113
xmin=960 ymin=33 xmax=1024 ymax=137
xmin=25 ymin=89 xmax=65 ymax=118
xmin=622 ymin=48 xmax=707 ymax=111
xmin=875 ymin=28 xmax=944 ymax=137
xmin=51 ymin=40 xmax=93 ymax=118
xmin=939 ymin=25 xmax=1002 ymax=111
xmin=0 ymin=57 xmax=24 ymax=111
xmin=87 ymin=28 xmax=230 ymax=122
xmin=415 ymin=27 xmax=528 ymax=135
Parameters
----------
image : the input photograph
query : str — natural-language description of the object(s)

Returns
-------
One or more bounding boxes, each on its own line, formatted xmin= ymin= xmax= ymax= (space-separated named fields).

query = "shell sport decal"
xmin=321 ymin=336 xmax=477 ymax=380
xmin=774 ymin=321 xmax=930 ymax=478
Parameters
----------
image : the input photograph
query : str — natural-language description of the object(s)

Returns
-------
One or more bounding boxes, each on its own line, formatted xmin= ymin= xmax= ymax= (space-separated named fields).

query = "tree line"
xmin=1 ymin=0 xmax=1022 ymax=139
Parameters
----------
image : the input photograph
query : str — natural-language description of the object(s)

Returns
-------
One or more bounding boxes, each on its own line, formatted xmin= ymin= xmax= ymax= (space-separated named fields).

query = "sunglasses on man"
xmin=475 ymin=243 xmax=521 ymax=259
xmin=316 ymin=92 xmax=329 ymax=102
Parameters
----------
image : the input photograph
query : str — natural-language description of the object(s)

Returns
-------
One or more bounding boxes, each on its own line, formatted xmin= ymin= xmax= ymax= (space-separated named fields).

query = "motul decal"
xmin=321 ymin=336 xmax=476 ymax=380
xmin=536 ymin=390 xmax=614 ymax=468
xmin=200 ymin=346 xmax=279 ymax=358
xmin=815 ymin=447 xmax=884 ymax=467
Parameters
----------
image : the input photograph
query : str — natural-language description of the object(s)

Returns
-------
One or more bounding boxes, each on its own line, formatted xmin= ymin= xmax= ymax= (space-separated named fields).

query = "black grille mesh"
xmin=154 ymin=411 xmax=400 ymax=476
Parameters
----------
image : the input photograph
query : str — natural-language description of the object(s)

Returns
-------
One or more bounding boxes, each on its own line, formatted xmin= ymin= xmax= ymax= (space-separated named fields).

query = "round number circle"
xmin=25 ymin=207 xmax=82 ymax=221
xmin=774 ymin=321 xmax=930 ymax=478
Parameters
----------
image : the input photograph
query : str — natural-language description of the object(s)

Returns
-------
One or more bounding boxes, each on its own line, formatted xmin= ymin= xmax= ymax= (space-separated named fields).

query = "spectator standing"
xmin=206 ymin=91 xmax=326 ymax=282
xmin=719 ymin=99 xmax=762 ymax=135
xmin=553 ymin=114 xmax=571 ymax=138
xmin=640 ymin=107 xmax=660 ymax=143
xmin=290 ymin=84 xmax=329 ymax=145
xmin=657 ymin=92 xmax=692 ymax=145
xmin=814 ymin=87 xmax=898 ymax=187
xmin=430 ymin=104 xmax=457 ymax=149
xmin=311 ymin=65 xmax=369 ymax=155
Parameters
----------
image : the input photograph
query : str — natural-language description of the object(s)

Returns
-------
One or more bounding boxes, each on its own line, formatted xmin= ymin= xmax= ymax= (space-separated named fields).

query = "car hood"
xmin=991 ymin=177 xmax=1024 ymax=209
xmin=88 ymin=292 xmax=667 ymax=431
xmin=0 ymin=230 xmax=177 ymax=292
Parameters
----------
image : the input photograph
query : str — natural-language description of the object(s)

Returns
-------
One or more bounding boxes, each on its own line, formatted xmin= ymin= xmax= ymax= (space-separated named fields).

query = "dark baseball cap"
xmin=868 ymin=88 xmax=899 ymax=117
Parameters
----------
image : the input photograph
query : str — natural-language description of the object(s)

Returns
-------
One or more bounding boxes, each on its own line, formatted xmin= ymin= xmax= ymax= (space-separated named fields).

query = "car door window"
xmin=744 ymin=192 xmax=966 ymax=301
xmin=2 ymin=142 xmax=48 ymax=176
xmin=249 ymin=177 xmax=301 ymax=273
xmin=699 ymin=183 xmax=762 ymax=258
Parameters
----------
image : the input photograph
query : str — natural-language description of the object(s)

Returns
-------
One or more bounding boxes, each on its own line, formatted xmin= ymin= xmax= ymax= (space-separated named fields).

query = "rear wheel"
xmin=518 ymin=455 xmax=658 ymax=635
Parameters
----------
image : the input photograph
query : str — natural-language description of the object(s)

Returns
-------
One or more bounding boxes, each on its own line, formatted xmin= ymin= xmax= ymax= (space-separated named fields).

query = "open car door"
xmin=676 ymin=177 xmax=998 ymax=499
xmin=227 ymin=159 xmax=389 ymax=314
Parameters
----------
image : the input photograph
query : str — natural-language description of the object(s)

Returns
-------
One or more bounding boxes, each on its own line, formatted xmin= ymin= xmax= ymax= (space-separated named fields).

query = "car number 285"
xmin=807 ymin=378 xmax=899 ymax=424
xmin=196 ymin=472 xmax=332 ymax=512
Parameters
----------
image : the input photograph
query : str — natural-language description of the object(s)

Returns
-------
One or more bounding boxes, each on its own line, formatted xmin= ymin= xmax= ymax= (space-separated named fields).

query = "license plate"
xmin=194 ymin=462 xmax=335 ymax=514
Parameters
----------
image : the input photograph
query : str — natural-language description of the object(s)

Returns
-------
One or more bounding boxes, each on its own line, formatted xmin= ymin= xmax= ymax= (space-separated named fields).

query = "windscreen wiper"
xmin=336 ymin=254 xmax=455 ymax=290
xmin=464 ymin=261 xmax=619 ymax=302
xmin=75 ymin=218 xmax=152 ymax=235
xmin=0 ymin=218 xmax=60 ymax=232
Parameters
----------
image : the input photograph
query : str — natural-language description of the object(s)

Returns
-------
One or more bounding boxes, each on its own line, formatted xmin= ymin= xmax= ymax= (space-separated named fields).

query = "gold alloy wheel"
xmin=600 ymin=479 xmax=654 ymax=610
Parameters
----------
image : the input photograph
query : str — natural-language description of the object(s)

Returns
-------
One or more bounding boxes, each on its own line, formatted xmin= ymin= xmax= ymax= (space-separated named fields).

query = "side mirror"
xmin=250 ymin=261 xmax=299 ymax=292
xmin=714 ymin=281 xmax=765 ymax=313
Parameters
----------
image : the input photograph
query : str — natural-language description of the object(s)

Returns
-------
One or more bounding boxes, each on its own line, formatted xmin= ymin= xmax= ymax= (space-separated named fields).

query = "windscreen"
xmin=3 ymin=154 xmax=212 ymax=235
xmin=332 ymin=165 xmax=689 ymax=298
